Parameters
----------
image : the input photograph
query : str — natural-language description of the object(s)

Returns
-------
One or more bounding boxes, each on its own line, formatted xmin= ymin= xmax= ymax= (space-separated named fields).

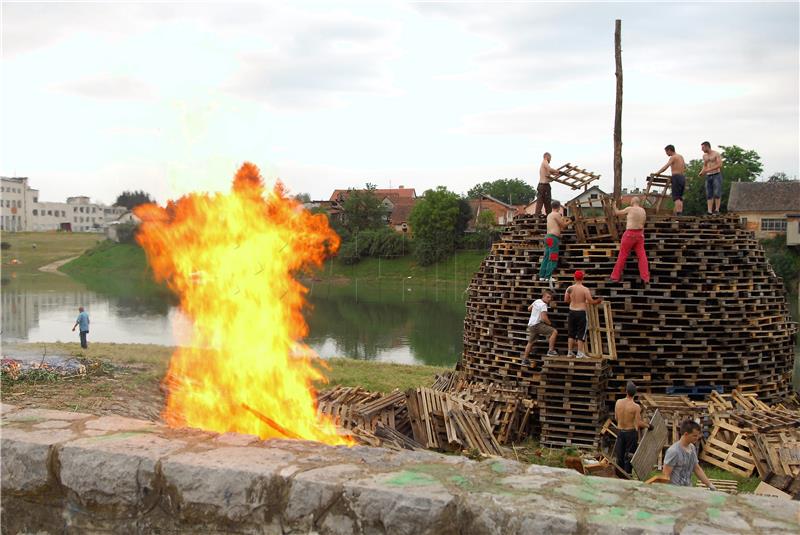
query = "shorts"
xmin=567 ymin=309 xmax=588 ymax=341
xmin=706 ymin=172 xmax=722 ymax=199
xmin=536 ymin=182 xmax=552 ymax=208
xmin=527 ymin=322 xmax=555 ymax=341
xmin=671 ymin=174 xmax=685 ymax=201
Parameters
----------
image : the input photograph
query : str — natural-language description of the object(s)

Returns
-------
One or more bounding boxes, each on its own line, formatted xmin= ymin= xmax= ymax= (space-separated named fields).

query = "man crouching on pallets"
xmin=563 ymin=270 xmax=602 ymax=358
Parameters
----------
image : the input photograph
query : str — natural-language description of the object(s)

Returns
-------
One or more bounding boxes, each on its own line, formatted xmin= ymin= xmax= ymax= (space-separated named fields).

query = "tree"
xmin=115 ymin=190 xmax=155 ymax=210
xmin=767 ymin=172 xmax=792 ymax=182
xmin=467 ymin=178 xmax=537 ymax=205
xmin=681 ymin=145 xmax=763 ymax=215
xmin=294 ymin=192 xmax=312 ymax=203
xmin=409 ymin=187 xmax=462 ymax=265
xmin=340 ymin=184 xmax=388 ymax=235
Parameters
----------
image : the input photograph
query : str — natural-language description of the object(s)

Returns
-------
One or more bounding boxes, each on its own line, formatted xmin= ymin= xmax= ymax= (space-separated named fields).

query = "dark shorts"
xmin=671 ymin=174 xmax=685 ymax=201
xmin=527 ymin=322 xmax=555 ymax=342
xmin=536 ymin=182 xmax=552 ymax=209
xmin=567 ymin=309 xmax=587 ymax=341
xmin=706 ymin=172 xmax=722 ymax=199
xmin=615 ymin=429 xmax=639 ymax=474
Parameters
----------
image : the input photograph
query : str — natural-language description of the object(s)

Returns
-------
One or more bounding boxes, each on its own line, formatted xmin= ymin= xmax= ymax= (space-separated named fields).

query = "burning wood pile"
xmin=316 ymin=372 xmax=535 ymax=456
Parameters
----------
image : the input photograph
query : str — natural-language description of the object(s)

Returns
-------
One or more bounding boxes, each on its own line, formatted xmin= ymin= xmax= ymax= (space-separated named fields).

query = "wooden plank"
xmin=631 ymin=409 xmax=668 ymax=480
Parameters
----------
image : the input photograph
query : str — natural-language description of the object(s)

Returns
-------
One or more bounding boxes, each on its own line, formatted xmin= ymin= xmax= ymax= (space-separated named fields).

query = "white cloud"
xmin=55 ymin=75 xmax=155 ymax=100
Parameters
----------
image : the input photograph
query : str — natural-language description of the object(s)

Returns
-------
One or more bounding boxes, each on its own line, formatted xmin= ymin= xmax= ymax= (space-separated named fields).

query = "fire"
xmin=134 ymin=163 xmax=349 ymax=445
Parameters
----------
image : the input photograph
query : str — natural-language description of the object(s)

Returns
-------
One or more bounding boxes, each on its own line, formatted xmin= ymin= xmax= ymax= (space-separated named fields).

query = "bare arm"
xmin=559 ymin=215 xmax=571 ymax=228
xmin=589 ymin=293 xmax=604 ymax=305
xmin=615 ymin=207 xmax=630 ymax=217
xmin=635 ymin=406 xmax=648 ymax=430
xmin=693 ymin=464 xmax=715 ymax=489
xmin=564 ymin=288 xmax=572 ymax=304
xmin=662 ymin=464 xmax=673 ymax=480
xmin=656 ymin=156 xmax=673 ymax=175
xmin=540 ymin=311 xmax=551 ymax=326
xmin=72 ymin=321 xmax=78 ymax=332
xmin=614 ymin=400 xmax=621 ymax=424
xmin=527 ymin=303 xmax=533 ymax=312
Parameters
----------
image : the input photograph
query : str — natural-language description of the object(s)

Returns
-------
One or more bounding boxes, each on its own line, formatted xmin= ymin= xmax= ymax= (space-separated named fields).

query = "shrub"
xmin=115 ymin=223 xmax=139 ymax=244
xmin=0 ymin=242 xmax=10 ymax=250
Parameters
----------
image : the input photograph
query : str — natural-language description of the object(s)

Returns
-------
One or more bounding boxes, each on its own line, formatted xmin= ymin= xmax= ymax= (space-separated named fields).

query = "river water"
xmin=2 ymin=273 xmax=798 ymax=378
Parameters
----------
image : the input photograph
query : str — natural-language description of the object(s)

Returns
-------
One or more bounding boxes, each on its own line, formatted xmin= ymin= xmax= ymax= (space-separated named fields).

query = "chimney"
xmin=398 ymin=185 xmax=404 ymax=189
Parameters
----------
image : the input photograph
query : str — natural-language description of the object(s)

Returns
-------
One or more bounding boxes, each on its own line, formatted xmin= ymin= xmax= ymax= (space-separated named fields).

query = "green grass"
xmin=1 ymin=231 xmax=100 ymax=276
xmin=318 ymin=250 xmax=487 ymax=284
xmin=644 ymin=466 xmax=760 ymax=494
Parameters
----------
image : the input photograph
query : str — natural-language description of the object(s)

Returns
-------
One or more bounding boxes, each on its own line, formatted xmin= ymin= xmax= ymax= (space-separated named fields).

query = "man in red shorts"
xmin=610 ymin=197 xmax=650 ymax=284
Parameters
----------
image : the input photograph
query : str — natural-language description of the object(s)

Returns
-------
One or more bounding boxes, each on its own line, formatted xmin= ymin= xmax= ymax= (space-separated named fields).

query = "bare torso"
xmin=539 ymin=160 xmax=554 ymax=184
xmin=546 ymin=211 xmax=565 ymax=236
xmin=566 ymin=283 xmax=591 ymax=311
xmin=615 ymin=398 xmax=642 ymax=430
xmin=626 ymin=206 xmax=646 ymax=230
xmin=703 ymin=150 xmax=722 ymax=175
xmin=670 ymin=154 xmax=686 ymax=175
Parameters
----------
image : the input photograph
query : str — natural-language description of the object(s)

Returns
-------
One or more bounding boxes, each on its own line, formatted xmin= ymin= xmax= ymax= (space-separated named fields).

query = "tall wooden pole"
xmin=613 ymin=19 xmax=623 ymax=204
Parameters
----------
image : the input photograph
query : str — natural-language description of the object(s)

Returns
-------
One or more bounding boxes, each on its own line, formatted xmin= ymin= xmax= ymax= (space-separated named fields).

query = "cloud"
xmin=55 ymin=75 xmax=155 ymax=100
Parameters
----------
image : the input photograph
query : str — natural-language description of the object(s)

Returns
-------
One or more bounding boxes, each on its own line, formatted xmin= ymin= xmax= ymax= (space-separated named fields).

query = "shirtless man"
xmin=655 ymin=145 xmax=687 ymax=216
xmin=538 ymin=201 xmax=570 ymax=286
xmin=610 ymin=197 xmax=650 ymax=284
xmin=699 ymin=141 xmax=723 ymax=215
xmin=533 ymin=152 xmax=561 ymax=215
xmin=614 ymin=381 xmax=651 ymax=475
xmin=563 ymin=270 xmax=602 ymax=358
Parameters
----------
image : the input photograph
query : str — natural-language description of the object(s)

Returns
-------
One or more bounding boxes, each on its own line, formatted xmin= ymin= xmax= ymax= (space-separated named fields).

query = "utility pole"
xmin=613 ymin=19 xmax=623 ymax=205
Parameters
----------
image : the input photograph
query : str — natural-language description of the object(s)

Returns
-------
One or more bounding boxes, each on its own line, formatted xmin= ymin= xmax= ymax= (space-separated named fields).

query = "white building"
xmin=1 ymin=176 xmax=127 ymax=232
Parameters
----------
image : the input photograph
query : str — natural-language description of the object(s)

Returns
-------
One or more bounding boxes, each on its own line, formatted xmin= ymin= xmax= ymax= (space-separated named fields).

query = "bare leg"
xmin=674 ymin=199 xmax=683 ymax=214
xmin=577 ymin=340 xmax=585 ymax=354
xmin=567 ymin=338 xmax=574 ymax=354
xmin=523 ymin=340 xmax=534 ymax=360
xmin=714 ymin=198 xmax=721 ymax=212
xmin=548 ymin=330 xmax=557 ymax=351
xmin=707 ymin=199 xmax=713 ymax=213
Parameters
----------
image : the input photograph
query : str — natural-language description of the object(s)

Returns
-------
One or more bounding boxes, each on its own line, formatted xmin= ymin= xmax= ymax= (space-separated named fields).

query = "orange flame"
xmin=134 ymin=163 xmax=348 ymax=445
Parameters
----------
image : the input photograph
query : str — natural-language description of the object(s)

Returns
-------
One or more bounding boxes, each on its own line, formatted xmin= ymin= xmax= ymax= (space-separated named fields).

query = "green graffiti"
xmin=490 ymin=461 xmax=507 ymax=474
xmin=385 ymin=470 xmax=438 ymax=487
xmin=706 ymin=508 xmax=721 ymax=520
xmin=635 ymin=511 xmax=653 ymax=521
xmin=86 ymin=431 xmax=152 ymax=442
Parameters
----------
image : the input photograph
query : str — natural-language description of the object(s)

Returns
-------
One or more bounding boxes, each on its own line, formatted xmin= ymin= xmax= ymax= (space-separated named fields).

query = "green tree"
xmin=681 ymin=145 xmax=764 ymax=215
xmin=467 ymin=178 xmax=536 ymax=205
xmin=409 ymin=187 xmax=462 ymax=265
xmin=115 ymin=190 xmax=155 ymax=210
xmin=293 ymin=192 xmax=312 ymax=203
xmin=340 ymin=184 xmax=388 ymax=235
xmin=767 ymin=172 xmax=792 ymax=182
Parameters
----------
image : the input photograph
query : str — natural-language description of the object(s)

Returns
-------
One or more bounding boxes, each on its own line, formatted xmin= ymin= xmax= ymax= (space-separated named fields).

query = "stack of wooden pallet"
xmin=699 ymin=390 xmax=800 ymax=497
xmin=538 ymin=356 xmax=610 ymax=448
xmin=640 ymin=393 xmax=708 ymax=443
xmin=460 ymin=214 xmax=796 ymax=404
xmin=317 ymin=386 xmax=412 ymax=439
xmin=406 ymin=387 xmax=503 ymax=455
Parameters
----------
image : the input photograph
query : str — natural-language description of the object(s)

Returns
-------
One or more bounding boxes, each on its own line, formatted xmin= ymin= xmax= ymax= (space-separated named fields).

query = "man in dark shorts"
xmin=534 ymin=152 xmax=561 ymax=215
xmin=655 ymin=144 xmax=686 ymax=216
xmin=700 ymin=141 xmax=723 ymax=214
xmin=563 ymin=270 xmax=602 ymax=358
xmin=614 ymin=382 xmax=651 ymax=475
xmin=521 ymin=289 xmax=558 ymax=366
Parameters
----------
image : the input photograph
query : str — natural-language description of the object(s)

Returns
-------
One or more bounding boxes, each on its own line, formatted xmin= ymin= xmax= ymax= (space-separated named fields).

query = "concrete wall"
xmin=738 ymin=211 xmax=790 ymax=240
xmin=2 ymin=403 xmax=798 ymax=534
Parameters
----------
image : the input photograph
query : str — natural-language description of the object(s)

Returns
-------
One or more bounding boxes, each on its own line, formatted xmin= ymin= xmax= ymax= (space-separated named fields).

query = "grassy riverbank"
xmin=1 ymin=232 xmax=99 ymax=278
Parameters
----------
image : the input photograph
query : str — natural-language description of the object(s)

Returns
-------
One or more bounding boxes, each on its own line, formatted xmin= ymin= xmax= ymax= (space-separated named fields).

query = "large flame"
xmin=134 ymin=163 xmax=348 ymax=445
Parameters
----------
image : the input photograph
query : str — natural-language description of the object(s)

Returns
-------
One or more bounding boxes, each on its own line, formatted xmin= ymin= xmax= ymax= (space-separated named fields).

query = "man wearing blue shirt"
xmin=72 ymin=306 xmax=90 ymax=349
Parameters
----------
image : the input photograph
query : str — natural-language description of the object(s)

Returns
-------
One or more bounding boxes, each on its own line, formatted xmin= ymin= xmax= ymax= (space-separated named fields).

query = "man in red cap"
xmin=564 ymin=270 xmax=603 ymax=358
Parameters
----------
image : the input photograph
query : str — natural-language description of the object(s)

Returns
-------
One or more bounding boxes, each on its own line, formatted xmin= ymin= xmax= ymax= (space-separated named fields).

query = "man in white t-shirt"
xmin=521 ymin=289 xmax=558 ymax=366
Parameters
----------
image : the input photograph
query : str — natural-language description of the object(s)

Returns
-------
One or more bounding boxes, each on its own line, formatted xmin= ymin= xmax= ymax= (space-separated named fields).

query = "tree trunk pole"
xmin=613 ymin=19 xmax=623 ymax=205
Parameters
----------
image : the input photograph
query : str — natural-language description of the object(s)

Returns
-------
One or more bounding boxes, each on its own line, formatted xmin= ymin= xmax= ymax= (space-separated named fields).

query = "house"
xmin=727 ymin=181 xmax=800 ymax=239
xmin=564 ymin=186 xmax=609 ymax=216
xmin=620 ymin=187 xmax=645 ymax=207
xmin=468 ymin=195 xmax=517 ymax=228
xmin=327 ymin=186 xmax=418 ymax=232
xmin=105 ymin=211 xmax=142 ymax=241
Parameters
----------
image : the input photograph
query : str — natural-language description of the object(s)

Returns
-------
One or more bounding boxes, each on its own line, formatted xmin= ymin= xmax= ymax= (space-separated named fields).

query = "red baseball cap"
xmin=574 ymin=270 xmax=585 ymax=280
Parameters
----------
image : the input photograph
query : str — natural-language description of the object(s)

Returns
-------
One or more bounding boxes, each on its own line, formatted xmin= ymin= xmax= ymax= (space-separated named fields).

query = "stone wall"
xmin=2 ymin=403 xmax=798 ymax=534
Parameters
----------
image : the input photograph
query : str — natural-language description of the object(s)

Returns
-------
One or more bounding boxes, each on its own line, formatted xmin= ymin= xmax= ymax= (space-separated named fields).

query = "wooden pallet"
xmin=586 ymin=301 xmax=617 ymax=360
xmin=642 ymin=173 xmax=672 ymax=213
xmin=553 ymin=163 xmax=601 ymax=190
xmin=696 ymin=479 xmax=739 ymax=494
xmin=700 ymin=420 xmax=756 ymax=477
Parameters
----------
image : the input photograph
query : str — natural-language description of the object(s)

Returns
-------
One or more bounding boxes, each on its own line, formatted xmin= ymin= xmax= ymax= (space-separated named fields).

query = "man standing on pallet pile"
xmin=534 ymin=152 xmax=562 ymax=215
xmin=610 ymin=197 xmax=650 ymax=284
xmin=539 ymin=200 xmax=570 ymax=287
xmin=663 ymin=420 xmax=717 ymax=491
xmin=654 ymin=144 xmax=686 ymax=216
xmin=563 ymin=270 xmax=603 ymax=358
xmin=700 ymin=141 xmax=724 ymax=215
xmin=521 ymin=289 xmax=558 ymax=367
xmin=614 ymin=382 xmax=652 ymax=475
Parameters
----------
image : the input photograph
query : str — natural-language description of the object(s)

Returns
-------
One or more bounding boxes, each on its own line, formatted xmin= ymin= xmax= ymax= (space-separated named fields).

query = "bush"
xmin=338 ymin=241 xmax=361 ymax=265
xmin=115 ymin=223 xmax=139 ymax=244
xmin=0 ymin=241 xmax=10 ymax=250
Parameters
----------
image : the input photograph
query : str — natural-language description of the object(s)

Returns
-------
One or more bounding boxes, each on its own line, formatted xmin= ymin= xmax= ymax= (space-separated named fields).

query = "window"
xmin=47 ymin=210 xmax=52 ymax=216
xmin=33 ymin=209 xmax=38 ymax=216
xmin=761 ymin=218 xmax=787 ymax=232
xmin=61 ymin=211 xmax=66 ymax=217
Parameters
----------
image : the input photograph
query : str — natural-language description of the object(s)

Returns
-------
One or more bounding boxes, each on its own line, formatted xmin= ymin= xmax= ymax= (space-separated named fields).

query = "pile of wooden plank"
xmin=460 ymin=214 xmax=796 ymax=404
xmin=538 ymin=356 xmax=610 ymax=448
xmin=640 ymin=393 xmax=708 ymax=443
xmin=699 ymin=390 xmax=800 ymax=497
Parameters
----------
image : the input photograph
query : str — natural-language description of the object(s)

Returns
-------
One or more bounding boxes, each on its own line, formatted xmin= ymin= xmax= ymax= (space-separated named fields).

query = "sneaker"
xmin=567 ymin=351 xmax=575 ymax=357
xmin=521 ymin=358 xmax=531 ymax=367
xmin=548 ymin=277 xmax=556 ymax=290
xmin=576 ymin=351 xmax=588 ymax=358
xmin=608 ymin=278 xmax=620 ymax=284
xmin=546 ymin=350 xmax=558 ymax=356
xmin=538 ymin=277 xmax=547 ymax=282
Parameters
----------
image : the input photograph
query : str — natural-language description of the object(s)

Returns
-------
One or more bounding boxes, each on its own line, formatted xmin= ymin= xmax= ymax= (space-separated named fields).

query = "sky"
xmin=1 ymin=1 xmax=798 ymax=206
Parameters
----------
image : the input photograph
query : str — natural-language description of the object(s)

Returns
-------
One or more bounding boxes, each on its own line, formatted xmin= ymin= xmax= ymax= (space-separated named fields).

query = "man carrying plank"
xmin=654 ymin=144 xmax=686 ymax=216
xmin=534 ymin=152 xmax=562 ymax=215
xmin=610 ymin=197 xmax=650 ymax=284
xmin=663 ymin=420 xmax=717 ymax=490
xmin=563 ymin=270 xmax=603 ymax=358
xmin=614 ymin=381 xmax=651 ymax=474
